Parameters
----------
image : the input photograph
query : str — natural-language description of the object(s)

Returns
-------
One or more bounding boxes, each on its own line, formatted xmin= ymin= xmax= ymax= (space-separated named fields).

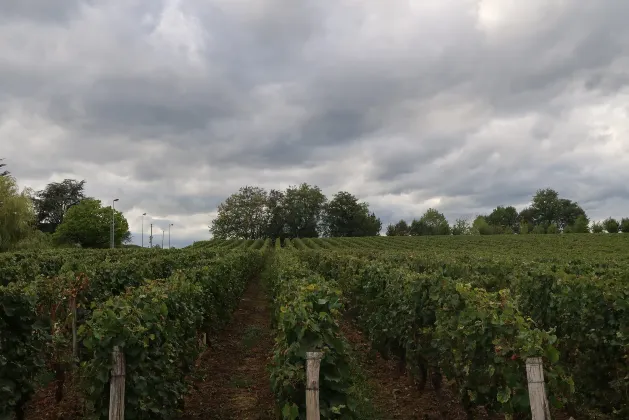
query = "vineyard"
xmin=1 ymin=235 xmax=628 ymax=419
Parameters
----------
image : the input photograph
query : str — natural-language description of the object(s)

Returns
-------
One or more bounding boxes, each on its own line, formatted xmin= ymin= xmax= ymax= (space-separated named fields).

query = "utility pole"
xmin=161 ymin=229 xmax=164 ymax=249
xmin=111 ymin=198 xmax=119 ymax=248
xmin=168 ymin=223 xmax=173 ymax=249
xmin=149 ymin=223 xmax=153 ymax=248
xmin=141 ymin=213 xmax=147 ymax=247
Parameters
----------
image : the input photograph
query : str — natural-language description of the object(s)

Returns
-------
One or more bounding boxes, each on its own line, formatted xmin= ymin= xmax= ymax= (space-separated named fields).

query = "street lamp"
xmin=111 ymin=198 xmax=119 ymax=248
xmin=142 ymin=213 xmax=147 ymax=248
xmin=168 ymin=223 xmax=174 ymax=249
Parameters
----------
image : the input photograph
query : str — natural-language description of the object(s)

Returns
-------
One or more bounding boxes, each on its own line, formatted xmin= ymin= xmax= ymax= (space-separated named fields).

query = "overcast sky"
xmin=2 ymin=0 xmax=629 ymax=246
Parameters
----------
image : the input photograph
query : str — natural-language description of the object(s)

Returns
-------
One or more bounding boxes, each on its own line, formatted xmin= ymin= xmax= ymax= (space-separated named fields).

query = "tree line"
xmin=210 ymin=184 xmax=382 ymax=240
xmin=387 ymin=188 xmax=629 ymax=235
xmin=0 ymin=159 xmax=131 ymax=250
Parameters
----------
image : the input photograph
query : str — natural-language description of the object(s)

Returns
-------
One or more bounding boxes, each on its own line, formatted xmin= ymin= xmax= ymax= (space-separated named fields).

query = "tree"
xmin=532 ymin=225 xmax=546 ymax=234
xmin=0 ymin=158 xmax=9 ymax=177
xmin=557 ymin=199 xmax=587 ymax=230
xmin=282 ymin=183 xmax=327 ymax=238
xmin=472 ymin=216 xmax=493 ymax=235
xmin=518 ymin=207 xmax=534 ymax=230
xmin=591 ymin=222 xmax=604 ymax=233
xmin=12 ymin=230 xmax=53 ymax=250
xmin=603 ymin=217 xmax=620 ymax=233
xmin=409 ymin=219 xmax=428 ymax=236
xmin=210 ymin=186 xmax=269 ymax=239
xmin=620 ymin=218 xmax=629 ymax=233
xmin=527 ymin=188 xmax=588 ymax=231
xmin=451 ymin=218 xmax=470 ymax=235
xmin=386 ymin=219 xmax=410 ymax=236
xmin=530 ymin=188 xmax=561 ymax=228
xmin=571 ymin=214 xmax=590 ymax=233
xmin=410 ymin=208 xmax=450 ymax=235
xmin=53 ymin=198 xmax=130 ymax=248
xmin=323 ymin=191 xmax=381 ymax=237
xmin=264 ymin=189 xmax=286 ymax=240
xmin=487 ymin=206 xmax=519 ymax=233
xmin=547 ymin=223 xmax=559 ymax=234
xmin=519 ymin=221 xmax=530 ymax=234
xmin=0 ymin=175 xmax=35 ymax=251
xmin=33 ymin=179 xmax=86 ymax=233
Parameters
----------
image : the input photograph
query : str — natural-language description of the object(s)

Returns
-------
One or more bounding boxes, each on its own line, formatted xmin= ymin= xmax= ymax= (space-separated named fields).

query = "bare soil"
xmin=341 ymin=317 xmax=499 ymax=420
xmin=180 ymin=279 xmax=276 ymax=420
xmin=23 ymin=373 xmax=85 ymax=420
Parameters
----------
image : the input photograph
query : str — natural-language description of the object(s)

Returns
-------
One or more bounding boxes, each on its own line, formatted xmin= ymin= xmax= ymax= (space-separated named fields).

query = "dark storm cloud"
xmin=1 ymin=0 xmax=629 ymax=244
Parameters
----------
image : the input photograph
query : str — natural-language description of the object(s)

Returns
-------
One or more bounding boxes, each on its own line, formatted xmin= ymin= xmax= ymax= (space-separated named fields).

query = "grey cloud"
xmin=2 ymin=0 xmax=629 ymax=244
xmin=0 ymin=0 xmax=87 ymax=23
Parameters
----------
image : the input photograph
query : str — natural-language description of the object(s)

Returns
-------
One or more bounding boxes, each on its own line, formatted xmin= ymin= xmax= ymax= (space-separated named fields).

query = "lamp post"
xmin=111 ymin=198 xmax=119 ymax=248
xmin=168 ymin=223 xmax=174 ymax=249
xmin=161 ymin=228 xmax=165 ymax=249
xmin=150 ymin=224 xmax=153 ymax=248
xmin=141 ymin=213 xmax=147 ymax=248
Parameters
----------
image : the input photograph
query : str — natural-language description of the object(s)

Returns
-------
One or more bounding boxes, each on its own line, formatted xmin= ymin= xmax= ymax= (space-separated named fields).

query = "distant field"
xmin=193 ymin=233 xmax=629 ymax=261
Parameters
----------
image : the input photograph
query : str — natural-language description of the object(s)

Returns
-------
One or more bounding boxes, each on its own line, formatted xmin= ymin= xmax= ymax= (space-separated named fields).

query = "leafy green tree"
xmin=323 ymin=191 xmax=381 ymax=237
xmin=571 ymin=214 xmax=590 ymax=233
xmin=486 ymin=206 xmax=519 ymax=232
xmin=532 ymin=225 xmax=546 ymax=234
xmin=0 ymin=158 xmax=9 ymax=177
xmin=265 ymin=189 xmax=286 ymax=240
xmin=526 ymin=189 xmax=588 ymax=231
xmin=451 ymin=218 xmax=470 ymax=235
xmin=0 ymin=175 xmax=35 ymax=251
xmin=519 ymin=221 xmax=530 ymax=234
xmin=282 ymin=183 xmax=327 ymax=238
xmin=620 ymin=218 xmax=629 ymax=233
xmin=12 ymin=230 xmax=54 ymax=251
xmin=557 ymin=199 xmax=587 ymax=230
xmin=410 ymin=208 xmax=450 ymax=235
xmin=591 ymin=222 xmax=604 ymax=233
xmin=472 ymin=216 xmax=493 ymax=235
xmin=518 ymin=207 xmax=535 ymax=228
xmin=33 ymin=179 xmax=86 ymax=233
xmin=210 ymin=186 xmax=269 ymax=239
xmin=530 ymin=188 xmax=561 ymax=227
xmin=409 ymin=219 xmax=428 ymax=236
xmin=603 ymin=217 xmax=620 ymax=233
xmin=53 ymin=198 xmax=130 ymax=248
xmin=386 ymin=219 xmax=410 ymax=236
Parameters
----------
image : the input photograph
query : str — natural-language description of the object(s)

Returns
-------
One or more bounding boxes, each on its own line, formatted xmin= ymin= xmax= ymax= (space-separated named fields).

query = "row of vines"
xmin=2 ymin=234 xmax=627 ymax=419
xmin=207 ymin=234 xmax=629 ymax=262
xmin=287 ymin=242 xmax=628 ymax=419
xmin=0 ymin=246 xmax=267 ymax=419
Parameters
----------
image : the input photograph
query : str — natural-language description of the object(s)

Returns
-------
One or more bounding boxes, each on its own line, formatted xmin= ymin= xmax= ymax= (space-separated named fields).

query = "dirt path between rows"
xmin=180 ymin=279 xmax=276 ymax=420
xmin=341 ymin=317 xmax=491 ymax=420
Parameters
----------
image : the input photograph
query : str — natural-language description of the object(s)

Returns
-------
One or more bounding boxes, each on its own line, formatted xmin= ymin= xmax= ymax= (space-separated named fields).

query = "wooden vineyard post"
xmin=526 ymin=357 xmax=551 ymax=420
xmin=306 ymin=352 xmax=323 ymax=420
xmin=71 ymin=298 xmax=78 ymax=359
xmin=109 ymin=346 xmax=126 ymax=420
